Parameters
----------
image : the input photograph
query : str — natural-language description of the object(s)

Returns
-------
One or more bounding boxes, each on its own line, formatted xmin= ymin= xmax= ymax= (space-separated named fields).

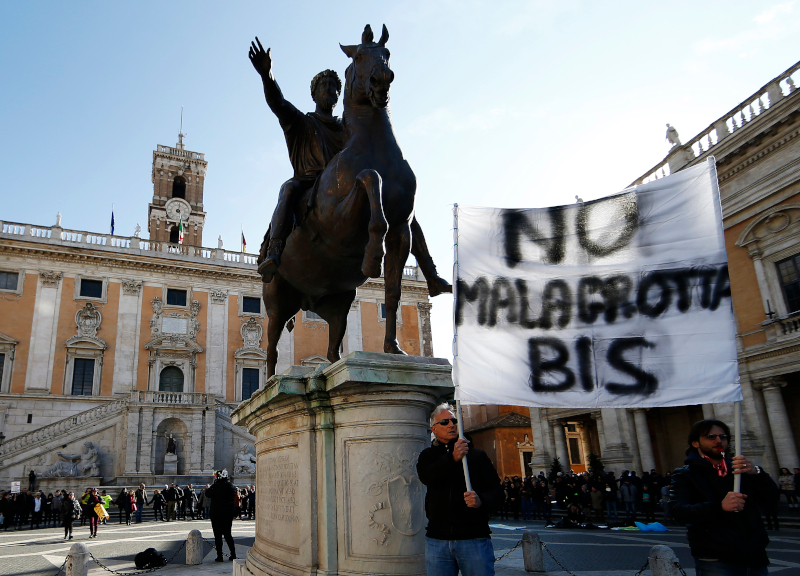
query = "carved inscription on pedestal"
xmin=259 ymin=446 xmax=301 ymax=553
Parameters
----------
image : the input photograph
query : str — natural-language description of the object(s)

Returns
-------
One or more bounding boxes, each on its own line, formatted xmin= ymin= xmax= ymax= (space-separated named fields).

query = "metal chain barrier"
xmin=52 ymin=555 xmax=69 ymax=576
xmin=202 ymin=536 xmax=232 ymax=559
xmin=633 ymin=559 xmax=651 ymax=576
xmin=541 ymin=542 xmax=582 ymax=576
xmin=539 ymin=540 xmax=689 ymax=576
xmin=87 ymin=540 xmax=186 ymax=576
xmin=494 ymin=538 xmax=522 ymax=562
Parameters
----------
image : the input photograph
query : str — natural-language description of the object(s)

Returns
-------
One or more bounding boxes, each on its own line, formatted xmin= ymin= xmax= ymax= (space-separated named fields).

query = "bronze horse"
xmin=257 ymin=24 xmax=441 ymax=377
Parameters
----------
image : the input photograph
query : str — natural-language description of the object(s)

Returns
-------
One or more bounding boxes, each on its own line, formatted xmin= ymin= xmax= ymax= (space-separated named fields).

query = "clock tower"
xmin=148 ymin=132 xmax=208 ymax=246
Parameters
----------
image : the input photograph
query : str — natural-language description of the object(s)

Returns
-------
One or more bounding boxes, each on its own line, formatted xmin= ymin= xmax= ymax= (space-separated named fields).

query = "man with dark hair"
xmin=205 ymin=470 xmax=237 ymax=562
xmin=417 ymin=403 xmax=503 ymax=576
xmin=670 ymin=419 xmax=779 ymax=576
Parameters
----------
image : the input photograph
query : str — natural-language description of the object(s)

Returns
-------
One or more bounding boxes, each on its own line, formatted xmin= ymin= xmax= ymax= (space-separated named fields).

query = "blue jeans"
xmin=606 ymin=501 xmax=618 ymax=522
xmin=426 ymin=537 xmax=495 ymax=576
xmin=135 ymin=507 xmax=143 ymax=523
xmin=695 ymin=559 xmax=768 ymax=576
xmin=624 ymin=501 xmax=637 ymax=518
xmin=521 ymin=499 xmax=532 ymax=521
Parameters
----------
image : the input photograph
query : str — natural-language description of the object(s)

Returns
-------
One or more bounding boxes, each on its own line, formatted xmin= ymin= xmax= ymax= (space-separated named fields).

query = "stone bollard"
xmin=648 ymin=545 xmax=681 ymax=576
xmin=186 ymin=529 xmax=204 ymax=565
xmin=66 ymin=542 xmax=90 ymax=576
xmin=522 ymin=531 xmax=545 ymax=572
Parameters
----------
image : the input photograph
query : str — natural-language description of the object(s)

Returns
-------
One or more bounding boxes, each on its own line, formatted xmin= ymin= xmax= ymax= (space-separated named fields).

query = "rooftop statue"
xmin=249 ymin=25 xmax=451 ymax=377
xmin=666 ymin=123 xmax=681 ymax=147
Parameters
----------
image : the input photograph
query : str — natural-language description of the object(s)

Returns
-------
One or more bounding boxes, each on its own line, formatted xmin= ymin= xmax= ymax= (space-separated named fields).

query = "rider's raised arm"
xmin=249 ymin=38 xmax=302 ymax=129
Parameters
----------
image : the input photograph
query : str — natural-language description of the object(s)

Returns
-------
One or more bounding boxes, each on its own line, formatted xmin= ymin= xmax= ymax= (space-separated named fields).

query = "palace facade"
xmin=464 ymin=60 xmax=800 ymax=478
xmin=0 ymin=136 xmax=433 ymax=486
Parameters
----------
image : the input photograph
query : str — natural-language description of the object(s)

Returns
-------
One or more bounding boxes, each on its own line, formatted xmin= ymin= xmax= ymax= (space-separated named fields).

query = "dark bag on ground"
xmin=134 ymin=548 xmax=167 ymax=569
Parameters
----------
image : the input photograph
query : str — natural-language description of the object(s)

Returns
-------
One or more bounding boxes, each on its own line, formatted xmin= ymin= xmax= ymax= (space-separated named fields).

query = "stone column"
xmin=577 ymin=421 xmax=593 ymax=466
xmin=203 ymin=408 xmax=216 ymax=474
xmin=344 ymin=301 xmax=363 ymax=356
xmin=138 ymin=408 xmax=155 ymax=474
xmin=748 ymin=248 xmax=778 ymax=316
xmin=113 ymin=280 xmax=143 ymax=395
xmin=528 ymin=409 xmax=552 ymax=471
xmin=189 ymin=409 xmax=203 ymax=474
xmin=551 ymin=420 xmax=569 ymax=467
xmin=25 ymin=271 xmax=63 ymax=393
xmin=631 ymin=409 xmax=656 ymax=473
xmin=591 ymin=412 xmax=605 ymax=457
xmin=599 ymin=409 xmax=635 ymax=472
xmin=124 ymin=408 xmax=140 ymax=475
xmin=416 ymin=302 xmax=433 ymax=357
xmin=205 ymin=290 xmax=228 ymax=397
xmin=755 ymin=377 xmax=799 ymax=472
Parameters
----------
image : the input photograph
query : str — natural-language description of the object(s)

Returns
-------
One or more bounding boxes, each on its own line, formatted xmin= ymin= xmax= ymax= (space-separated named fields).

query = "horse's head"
xmin=340 ymin=24 xmax=393 ymax=108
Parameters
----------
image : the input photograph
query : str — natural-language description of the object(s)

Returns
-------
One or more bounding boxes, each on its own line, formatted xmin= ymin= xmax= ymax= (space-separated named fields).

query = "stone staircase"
xmin=0 ymin=398 xmax=128 ymax=464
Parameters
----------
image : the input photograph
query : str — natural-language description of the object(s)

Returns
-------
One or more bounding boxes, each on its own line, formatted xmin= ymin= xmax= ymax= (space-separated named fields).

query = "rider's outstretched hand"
xmin=249 ymin=37 xmax=272 ymax=77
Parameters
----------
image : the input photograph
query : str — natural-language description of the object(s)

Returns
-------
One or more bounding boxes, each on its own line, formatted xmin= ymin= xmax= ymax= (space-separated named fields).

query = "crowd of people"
xmin=0 ymin=482 xmax=257 ymax=536
xmin=496 ymin=465 xmax=800 ymax=529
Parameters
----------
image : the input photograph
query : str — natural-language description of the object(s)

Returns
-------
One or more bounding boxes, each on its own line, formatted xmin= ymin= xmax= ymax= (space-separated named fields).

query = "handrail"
xmin=0 ymin=399 xmax=127 ymax=460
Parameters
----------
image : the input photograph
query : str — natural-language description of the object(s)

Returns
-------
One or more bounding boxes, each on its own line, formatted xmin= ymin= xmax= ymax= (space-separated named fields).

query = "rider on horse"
xmin=250 ymin=38 xmax=451 ymax=297
xmin=250 ymin=39 xmax=346 ymax=283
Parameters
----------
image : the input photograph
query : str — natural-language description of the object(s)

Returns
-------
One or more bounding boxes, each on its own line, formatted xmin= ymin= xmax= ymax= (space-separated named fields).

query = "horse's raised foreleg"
xmin=382 ymin=223 xmax=412 ymax=354
xmin=313 ymin=289 xmax=357 ymax=364
xmin=355 ymin=169 xmax=388 ymax=278
xmin=263 ymin=274 xmax=302 ymax=378
xmin=411 ymin=217 xmax=452 ymax=297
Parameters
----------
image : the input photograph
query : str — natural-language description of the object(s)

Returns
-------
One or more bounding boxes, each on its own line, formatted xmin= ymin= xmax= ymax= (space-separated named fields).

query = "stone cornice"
xmin=0 ymin=241 xmax=261 ymax=282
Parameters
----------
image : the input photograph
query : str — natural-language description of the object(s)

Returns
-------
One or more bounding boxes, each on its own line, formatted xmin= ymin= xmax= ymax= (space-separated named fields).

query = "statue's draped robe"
xmin=282 ymin=111 xmax=345 ymax=184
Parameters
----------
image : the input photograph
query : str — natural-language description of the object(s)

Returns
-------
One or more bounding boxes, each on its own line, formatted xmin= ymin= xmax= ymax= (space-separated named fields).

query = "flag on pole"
xmin=241 ymin=229 xmax=247 ymax=253
xmin=110 ymin=206 xmax=115 ymax=235
xmin=178 ymin=218 xmax=184 ymax=245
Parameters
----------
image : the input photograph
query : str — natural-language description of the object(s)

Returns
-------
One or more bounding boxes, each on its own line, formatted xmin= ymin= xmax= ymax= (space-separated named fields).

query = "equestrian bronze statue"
xmin=249 ymin=24 xmax=451 ymax=377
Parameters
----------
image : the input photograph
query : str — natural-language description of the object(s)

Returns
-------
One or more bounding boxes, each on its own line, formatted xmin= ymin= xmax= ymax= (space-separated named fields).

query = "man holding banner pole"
xmin=417 ymin=403 xmax=503 ymax=576
xmin=670 ymin=418 xmax=778 ymax=575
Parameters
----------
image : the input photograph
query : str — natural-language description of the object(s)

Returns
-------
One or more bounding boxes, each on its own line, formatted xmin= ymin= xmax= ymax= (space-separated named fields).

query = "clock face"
xmin=165 ymin=198 xmax=191 ymax=222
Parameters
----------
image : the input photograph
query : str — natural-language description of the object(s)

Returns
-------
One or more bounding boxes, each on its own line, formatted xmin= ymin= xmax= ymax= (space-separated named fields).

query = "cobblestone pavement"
xmin=1 ymin=517 xmax=798 ymax=576
xmin=0 ymin=517 xmax=254 ymax=576
xmin=489 ymin=519 xmax=800 ymax=576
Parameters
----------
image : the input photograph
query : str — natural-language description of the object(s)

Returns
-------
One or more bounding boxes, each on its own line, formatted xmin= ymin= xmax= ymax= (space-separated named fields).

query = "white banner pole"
xmin=452 ymin=204 xmax=473 ymax=493
xmin=733 ymin=401 xmax=742 ymax=493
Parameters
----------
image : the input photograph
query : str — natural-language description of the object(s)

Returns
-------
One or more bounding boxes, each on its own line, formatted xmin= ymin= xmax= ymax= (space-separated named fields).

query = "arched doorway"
xmin=154 ymin=417 xmax=189 ymax=475
xmin=159 ymin=366 xmax=184 ymax=392
xmin=172 ymin=176 xmax=186 ymax=199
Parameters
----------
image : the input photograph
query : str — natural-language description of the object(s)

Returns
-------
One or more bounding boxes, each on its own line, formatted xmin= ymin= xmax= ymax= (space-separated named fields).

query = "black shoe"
xmin=230 ymin=555 xmax=238 ymax=561
xmin=215 ymin=557 xmax=224 ymax=563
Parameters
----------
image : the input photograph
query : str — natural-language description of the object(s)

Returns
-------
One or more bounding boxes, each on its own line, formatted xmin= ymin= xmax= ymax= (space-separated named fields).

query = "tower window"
xmin=777 ymin=254 xmax=800 ymax=313
xmin=169 ymin=226 xmax=180 ymax=244
xmin=166 ymin=288 xmax=187 ymax=306
xmin=172 ymin=176 xmax=186 ymax=199
xmin=79 ymin=279 xmax=103 ymax=298
xmin=242 ymin=297 xmax=261 ymax=314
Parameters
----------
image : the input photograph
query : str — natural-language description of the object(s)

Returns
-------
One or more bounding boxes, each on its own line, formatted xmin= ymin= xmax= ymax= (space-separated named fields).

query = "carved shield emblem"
xmin=387 ymin=475 xmax=424 ymax=536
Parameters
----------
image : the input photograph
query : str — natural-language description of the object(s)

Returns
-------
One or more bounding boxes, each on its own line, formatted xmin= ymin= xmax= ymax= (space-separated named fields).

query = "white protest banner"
xmin=453 ymin=159 xmax=741 ymax=408
xmin=11 ymin=482 xmax=20 ymax=494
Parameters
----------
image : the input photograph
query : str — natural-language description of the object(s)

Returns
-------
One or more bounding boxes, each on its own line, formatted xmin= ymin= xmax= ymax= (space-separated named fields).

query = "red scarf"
xmin=700 ymin=452 xmax=728 ymax=477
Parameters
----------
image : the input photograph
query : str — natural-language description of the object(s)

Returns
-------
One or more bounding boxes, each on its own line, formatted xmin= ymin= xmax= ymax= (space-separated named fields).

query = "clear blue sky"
xmin=2 ymin=1 xmax=799 ymax=360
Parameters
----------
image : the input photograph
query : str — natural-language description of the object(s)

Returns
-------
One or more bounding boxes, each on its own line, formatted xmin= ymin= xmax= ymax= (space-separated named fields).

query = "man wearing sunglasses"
xmin=417 ymin=403 xmax=503 ymax=576
xmin=670 ymin=419 xmax=779 ymax=576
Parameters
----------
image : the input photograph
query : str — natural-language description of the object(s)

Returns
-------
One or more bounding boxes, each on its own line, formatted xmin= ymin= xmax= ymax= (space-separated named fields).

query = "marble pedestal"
xmin=231 ymin=352 xmax=453 ymax=576
xmin=164 ymin=453 xmax=178 ymax=475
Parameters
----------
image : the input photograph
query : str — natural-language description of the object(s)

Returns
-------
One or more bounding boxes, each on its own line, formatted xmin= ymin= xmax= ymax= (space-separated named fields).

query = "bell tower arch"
xmin=148 ymin=131 xmax=208 ymax=246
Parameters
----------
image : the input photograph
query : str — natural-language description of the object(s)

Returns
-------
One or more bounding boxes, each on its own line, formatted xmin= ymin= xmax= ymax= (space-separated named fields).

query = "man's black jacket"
xmin=204 ymin=478 xmax=236 ymax=521
xmin=670 ymin=451 xmax=779 ymax=567
xmin=417 ymin=437 xmax=503 ymax=540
